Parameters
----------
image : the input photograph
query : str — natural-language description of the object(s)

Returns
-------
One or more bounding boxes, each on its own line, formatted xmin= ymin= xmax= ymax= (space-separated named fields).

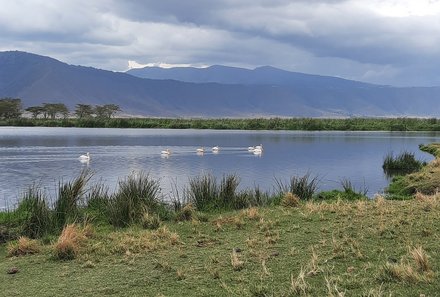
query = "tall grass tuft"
xmin=54 ymin=170 xmax=92 ymax=228
xmin=187 ymin=174 xmax=218 ymax=211
xmin=382 ymin=151 xmax=425 ymax=176
xmin=16 ymin=185 xmax=53 ymax=238
xmin=107 ymin=171 xmax=161 ymax=227
xmin=186 ymin=174 xmax=254 ymax=210
xmin=219 ymin=174 xmax=240 ymax=208
xmin=276 ymin=173 xmax=318 ymax=200
xmin=85 ymin=182 xmax=110 ymax=223
xmin=7 ymin=236 xmax=40 ymax=257
xmin=53 ymin=224 xmax=87 ymax=260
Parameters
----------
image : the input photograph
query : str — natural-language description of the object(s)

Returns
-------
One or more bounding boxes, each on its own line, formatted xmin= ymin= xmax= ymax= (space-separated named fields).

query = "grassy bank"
xmin=2 ymin=117 xmax=440 ymax=131
xmin=1 ymin=197 xmax=439 ymax=296
xmin=387 ymin=143 xmax=440 ymax=198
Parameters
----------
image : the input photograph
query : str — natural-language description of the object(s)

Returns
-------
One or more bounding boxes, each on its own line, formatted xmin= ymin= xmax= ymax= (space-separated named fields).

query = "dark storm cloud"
xmin=0 ymin=0 xmax=439 ymax=86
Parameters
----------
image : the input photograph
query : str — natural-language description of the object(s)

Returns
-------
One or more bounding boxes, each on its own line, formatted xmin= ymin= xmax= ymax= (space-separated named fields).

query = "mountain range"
xmin=1 ymin=51 xmax=439 ymax=117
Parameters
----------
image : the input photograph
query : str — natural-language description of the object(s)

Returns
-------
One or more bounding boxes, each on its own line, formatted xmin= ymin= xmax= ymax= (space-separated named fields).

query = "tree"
xmin=95 ymin=104 xmax=120 ymax=119
xmin=75 ymin=104 xmax=94 ymax=119
xmin=0 ymin=98 xmax=22 ymax=119
xmin=42 ymin=103 xmax=69 ymax=119
xmin=25 ymin=106 xmax=45 ymax=119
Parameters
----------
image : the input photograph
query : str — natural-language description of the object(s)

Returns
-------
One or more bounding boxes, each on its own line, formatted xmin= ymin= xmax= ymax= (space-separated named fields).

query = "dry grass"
xmin=411 ymin=246 xmax=431 ymax=273
xmin=307 ymin=247 xmax=320 ymax=276
xmin=231 ymin=249 xmax=244 ymax=271
xmin=54 ymin=224 xmax=87 ymax=260
xmin=325 ymin=276 xmax=345 ymax=297
xmin=241 ymin=207 xmax=261 ymax=220
xmin=290 ymin=267 xmax=309 ymax=295
xmin=111 ymin=226 xmax=182 ymax=256
xmin=175 ymin=203 xmax=196 ymax=222
xmin=380 ymin=246 xmax=434 ymax=283
xmin=281 ymin=192 xmax=300 ymax=208
xmin=7 ymin=236 xmax=40 ymax=257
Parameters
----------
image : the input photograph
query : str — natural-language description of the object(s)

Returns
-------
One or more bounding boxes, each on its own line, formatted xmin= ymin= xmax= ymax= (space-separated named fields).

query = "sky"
xmin=1 ymin=0 xmax=440 ymax=86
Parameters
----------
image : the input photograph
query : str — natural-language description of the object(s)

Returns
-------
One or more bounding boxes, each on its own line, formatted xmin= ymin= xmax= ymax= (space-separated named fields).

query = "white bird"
xmin=248 ymin=146 xmax=255 ymax=151
xmin=255 ymin=144 xmax=263 ymax=151
xmin=212 ymin=146 xmax=219 ymax=152
xmin=79 ymin=152 xmax=90 ymax=160
xmin=253 ymin=147 xmax=262 ymax=155
xmin=161 ymin=149 xmax=171 ymax=156
xmin=196 ymin=147 xmax=205 ymax=154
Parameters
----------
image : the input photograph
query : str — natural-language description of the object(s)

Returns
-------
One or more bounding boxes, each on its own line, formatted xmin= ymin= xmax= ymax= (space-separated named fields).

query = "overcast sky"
xmin=1 ymin=0 xmax=440 ymax=86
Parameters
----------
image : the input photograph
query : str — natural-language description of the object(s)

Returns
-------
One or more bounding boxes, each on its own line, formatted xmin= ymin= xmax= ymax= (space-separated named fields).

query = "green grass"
xmin=386 ymin=143 xmax=440 ymax=198
xmin=1 ymin=198 xmax=439 ymax=296
xmin=382 ymin=151 xmax=425 ymax=176
xmin=3 ymin=117 xmax=440 ymax=131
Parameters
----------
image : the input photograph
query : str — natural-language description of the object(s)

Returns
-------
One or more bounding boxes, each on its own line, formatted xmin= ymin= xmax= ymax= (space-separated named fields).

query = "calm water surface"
xmin=1 ymin=127 xmax=439 ymax=208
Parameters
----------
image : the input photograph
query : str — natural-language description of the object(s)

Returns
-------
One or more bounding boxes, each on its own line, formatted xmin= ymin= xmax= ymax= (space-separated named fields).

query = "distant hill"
xmin=127 ymin=65 xmax=374 ymax=89
xmin=1 ymin=51 xmax=440 ymax=117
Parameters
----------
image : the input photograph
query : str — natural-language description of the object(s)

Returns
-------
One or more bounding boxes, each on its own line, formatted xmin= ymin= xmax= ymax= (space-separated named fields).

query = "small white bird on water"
xmin=161 ymin=149 xmax=171 ymax=156
xmin=79 ymin=152 xmax=90 ymax=160
xmin=212 ymin=146 xmax=219 ymax=152
xmin=196 ymin=147 xmax=205 ymax=154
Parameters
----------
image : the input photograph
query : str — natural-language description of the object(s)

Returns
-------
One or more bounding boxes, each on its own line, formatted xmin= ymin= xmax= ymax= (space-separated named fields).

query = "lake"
xmin=0 ymin=127 xmax=438 ymax=209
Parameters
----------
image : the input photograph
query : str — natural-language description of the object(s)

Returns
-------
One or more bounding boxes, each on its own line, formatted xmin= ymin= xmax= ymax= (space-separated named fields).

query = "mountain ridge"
xmin=1 ymin=51 xmax=440 ymax=117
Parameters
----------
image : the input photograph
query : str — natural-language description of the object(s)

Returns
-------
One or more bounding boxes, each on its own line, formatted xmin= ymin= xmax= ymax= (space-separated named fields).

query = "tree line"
xmin=0 ymin=98 xmax=121 ymax=120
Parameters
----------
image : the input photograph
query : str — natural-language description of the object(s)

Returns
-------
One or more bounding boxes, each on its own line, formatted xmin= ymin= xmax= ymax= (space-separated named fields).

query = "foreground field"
xmin=1 ymin=197 xmax=439 ymax=296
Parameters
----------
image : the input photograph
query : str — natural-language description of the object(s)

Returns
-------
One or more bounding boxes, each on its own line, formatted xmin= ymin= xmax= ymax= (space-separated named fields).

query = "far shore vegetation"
xmin=1 ymin=144 xmax=440 ymax=295
xmin=2 ymin=97 xmax=440 ymax=131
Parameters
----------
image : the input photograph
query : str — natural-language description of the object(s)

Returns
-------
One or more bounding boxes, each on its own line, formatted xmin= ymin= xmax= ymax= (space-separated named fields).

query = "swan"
xmin=196 ymin=147 xmax=204 ymax=153
xmin=212 ymin=146 xmax=219 ymax=152
xmin=248 ymin=146 xmax=255 ymax=151
xmin=79 ymin=152 xmax=90 ymax=160
xmin=161 ymin=149 xmax=171 ymax=155
xmin=255 ymin=144 xmax=263 ymax=151
xmin=253 ymin=148 xmax=262 ymax=155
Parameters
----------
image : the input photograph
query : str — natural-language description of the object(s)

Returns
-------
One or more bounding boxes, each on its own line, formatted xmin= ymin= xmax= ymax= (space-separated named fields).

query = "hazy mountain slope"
xmin=1 ymin=51 xmax=440 ymax=117
xmin=127 ymin=64 xmax=374 ymax=89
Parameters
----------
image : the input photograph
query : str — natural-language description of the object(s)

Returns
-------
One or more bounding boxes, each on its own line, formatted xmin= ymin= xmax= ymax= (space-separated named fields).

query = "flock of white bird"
xmin=78 ymin=144 xmax=263 ymax=162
